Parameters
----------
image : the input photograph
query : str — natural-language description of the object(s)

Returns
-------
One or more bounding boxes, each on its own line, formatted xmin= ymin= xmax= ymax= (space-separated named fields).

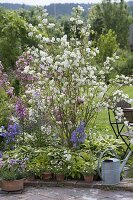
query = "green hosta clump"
xmin=1 ymin=142 xmax=124 ymax=180
xmin=84 ymin=130 xmax=125 ymax=156
xmin=26 ymin=150 xmax=49 ymax=177
xmin=81 ymin=151 xmax=97 ymax=176
xmin=15 ymin=6 xmax=133 ymax=148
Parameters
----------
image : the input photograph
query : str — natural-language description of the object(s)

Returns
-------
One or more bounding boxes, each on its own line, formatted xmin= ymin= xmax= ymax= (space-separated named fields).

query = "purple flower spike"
xmin=71 ymin=121 xmax=86 ymax=147
xmin=0 ymin=123 xmax=20 ymax=150
xmin=15 ymin=98 xmax=27 ymax=120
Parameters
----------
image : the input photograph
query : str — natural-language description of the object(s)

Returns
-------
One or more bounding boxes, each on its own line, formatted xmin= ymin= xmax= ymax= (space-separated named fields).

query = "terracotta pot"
xmin=1 ymin=179 xmax=24 ymax=192
xmin=84 ymin=175 xmax=93 ymax=183
xmin=56 ymin=173 xmax=65 ymax=181
xmin=42 ymin=172 xmax=52 ymax=181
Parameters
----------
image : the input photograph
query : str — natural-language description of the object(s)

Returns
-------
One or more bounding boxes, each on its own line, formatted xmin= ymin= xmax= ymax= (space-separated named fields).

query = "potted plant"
xmin=0 ymin=157 xmax=27 ymax=191
xmin=48 ymin=148 xmax=69 ymax=181
xmin=42 ymin=165 xmax=53 ymax=181
xmin=26 ymin=160 xmax=44 ymax=180
xmin=27 ymin=151 xmax=51 ymax=180
xmin=81 ymin=159 xmax=97 ymax=183
xmin=53 ymin=163 xmax=66 ymax=181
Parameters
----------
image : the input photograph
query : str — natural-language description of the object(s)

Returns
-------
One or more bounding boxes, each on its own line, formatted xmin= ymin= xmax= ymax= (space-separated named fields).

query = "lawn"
xmin=95 ymin=86 xmax=133 ymax=135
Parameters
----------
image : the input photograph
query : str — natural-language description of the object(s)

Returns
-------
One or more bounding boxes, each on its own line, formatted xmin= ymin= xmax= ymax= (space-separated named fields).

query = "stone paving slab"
xmin=0 ymin=187 xmax=133 ymax=200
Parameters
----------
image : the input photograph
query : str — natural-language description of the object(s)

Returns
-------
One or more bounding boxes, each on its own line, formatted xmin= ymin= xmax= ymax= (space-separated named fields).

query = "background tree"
xmin=60 ymin=16 xmax=71 ymax=40
xmin=96 ymin=29 xmax=119 ymax=63
xmin=0 ymin=8 xmax=37 ymax=71
xmin=89 ymin=0 xmax=133 ymax=48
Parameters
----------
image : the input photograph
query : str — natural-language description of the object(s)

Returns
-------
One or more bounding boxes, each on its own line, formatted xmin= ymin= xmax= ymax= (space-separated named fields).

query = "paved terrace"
xmin=0 ymin=186 xmax=133 ymax=200
xmin=0 ymin=179 xmax=133 ymax=199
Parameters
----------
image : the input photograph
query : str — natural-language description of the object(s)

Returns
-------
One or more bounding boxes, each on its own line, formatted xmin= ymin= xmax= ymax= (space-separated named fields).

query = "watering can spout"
xmin=120 ymin=150 xmax=132 ymax=173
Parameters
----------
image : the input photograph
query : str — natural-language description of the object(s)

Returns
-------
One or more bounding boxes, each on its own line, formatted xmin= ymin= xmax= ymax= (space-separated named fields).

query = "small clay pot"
xmin=56 ymin=173 xmax=65 ymax=181
xmin=42 ymin=172 xmax=52 ymax=181
xmin=1 ymin=179 xmax=24 ymax=192
xmin=84 ymin=175 xmax=93 ymax=183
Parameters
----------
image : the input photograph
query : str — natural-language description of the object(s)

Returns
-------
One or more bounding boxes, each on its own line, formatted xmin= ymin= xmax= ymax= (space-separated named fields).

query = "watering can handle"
xmin=97 ymin=148 xmax=118 ymax=180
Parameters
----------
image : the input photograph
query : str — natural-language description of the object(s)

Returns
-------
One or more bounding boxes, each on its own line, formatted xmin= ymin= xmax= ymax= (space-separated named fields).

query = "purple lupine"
xmin=3 ymin=123 xmax=21 ymax=140
xmin=15 ymin=98 xmax=27 ymax=120
xmin=7 ymin=123 xmax=20 ymax=136
xmin=71 ymin=121 xmax=86 ymax=147
xmin=0 ymin=123 xmax=20 ymax=150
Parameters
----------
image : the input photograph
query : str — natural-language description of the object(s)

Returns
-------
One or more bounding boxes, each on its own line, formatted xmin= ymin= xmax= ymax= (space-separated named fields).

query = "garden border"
xmin=1 ymin=179 xmax=133 ymax=192
xmin=22 ymin=178 xmax=133 ymax=192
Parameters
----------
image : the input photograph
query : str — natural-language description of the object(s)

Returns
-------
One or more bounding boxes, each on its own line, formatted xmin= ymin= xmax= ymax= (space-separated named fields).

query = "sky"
xmin=0 ymin=0 xmax=100 ymax=6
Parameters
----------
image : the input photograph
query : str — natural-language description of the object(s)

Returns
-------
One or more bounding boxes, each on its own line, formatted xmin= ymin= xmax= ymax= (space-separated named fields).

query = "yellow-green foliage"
xmin=0 ymin=88 xmax=10 ymax=126
xmin=97 ymin=29 xmax=119 ymax=63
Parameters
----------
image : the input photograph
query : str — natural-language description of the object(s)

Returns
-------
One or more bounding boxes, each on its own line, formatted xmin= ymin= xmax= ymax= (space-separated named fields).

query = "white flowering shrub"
xmin=16 ymin=6 xmax=133 ymax=147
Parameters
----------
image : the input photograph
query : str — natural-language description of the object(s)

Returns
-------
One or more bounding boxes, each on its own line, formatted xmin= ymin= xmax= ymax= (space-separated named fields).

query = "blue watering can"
xmin=98 ymin=148 xmax=132 ymax=185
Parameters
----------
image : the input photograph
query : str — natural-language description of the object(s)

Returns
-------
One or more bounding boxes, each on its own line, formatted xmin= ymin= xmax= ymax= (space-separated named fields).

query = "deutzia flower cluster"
xmin=15 ymin=6 xmax=133 ymax=146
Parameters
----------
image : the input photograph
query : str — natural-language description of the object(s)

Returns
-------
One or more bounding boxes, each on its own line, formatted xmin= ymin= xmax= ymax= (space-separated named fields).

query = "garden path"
xmin=0 ymin=187 xmax=133 ymax=200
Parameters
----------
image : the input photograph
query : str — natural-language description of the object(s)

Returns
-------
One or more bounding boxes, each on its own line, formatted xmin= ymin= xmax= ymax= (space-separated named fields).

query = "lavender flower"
xmin=71 ymin=121 xmax=86 ymax=147
xmin=6 ymin=87 xmax=14 ymax=97
xmin=16 ymin=53 xmax=35 ymax=85
xmin=15 ymin=98 xmax=27 ymax=120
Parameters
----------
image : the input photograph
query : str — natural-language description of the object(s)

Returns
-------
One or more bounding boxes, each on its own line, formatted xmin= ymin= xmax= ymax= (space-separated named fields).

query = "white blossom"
xmin=70 ymin=17 xmax=76 ymax=22
xmin=47 ymin=23 xmax=55 ymax=29
xmin=28 ymin=32 xmax=33 ymax=37
xmin=42 ymin=18 xmax=48 ymax=24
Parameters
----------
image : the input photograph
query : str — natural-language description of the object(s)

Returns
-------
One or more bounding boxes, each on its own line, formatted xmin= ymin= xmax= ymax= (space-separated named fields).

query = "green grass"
xmin=123 ymin=86 xmax=133 ymax=100
xmin=95 ymin=86 xmax=133 ymax=135
xmin=93 ymin=86 xmax=133 ymax=177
